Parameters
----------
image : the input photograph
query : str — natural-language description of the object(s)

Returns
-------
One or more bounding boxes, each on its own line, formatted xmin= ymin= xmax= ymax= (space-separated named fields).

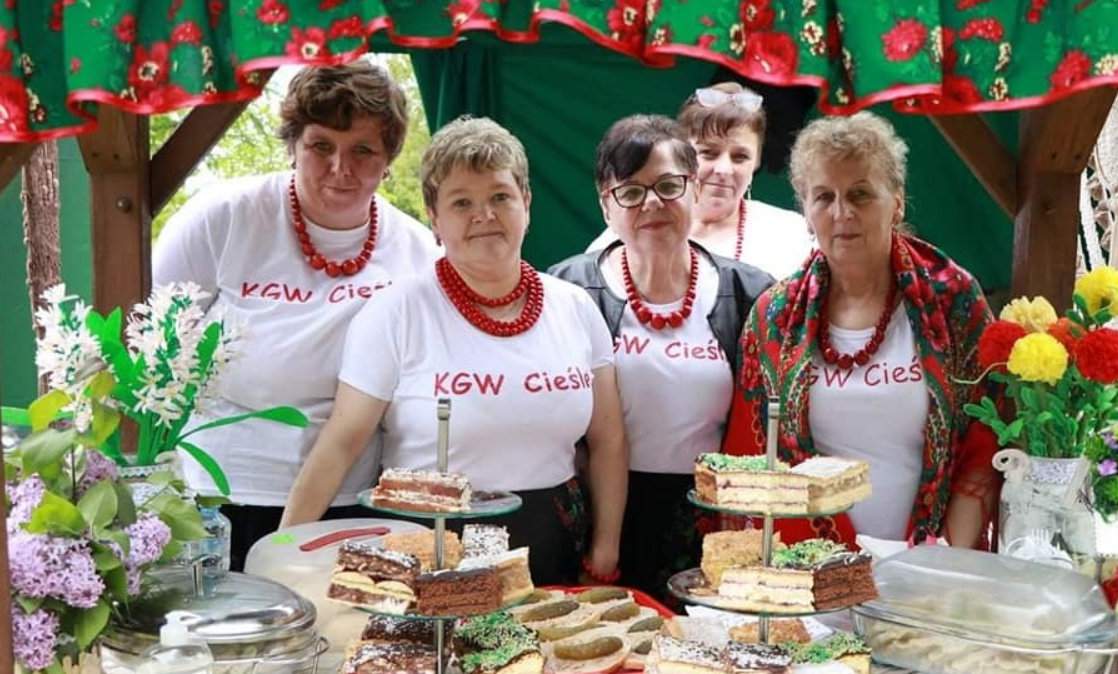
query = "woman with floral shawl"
xmin=721 ymin=112 xmax=1001 ymax=549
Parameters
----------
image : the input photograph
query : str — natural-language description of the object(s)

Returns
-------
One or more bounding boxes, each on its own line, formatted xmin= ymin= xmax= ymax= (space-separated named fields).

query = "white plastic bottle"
xmin=137 ymin=611 xmax=214 ymax=674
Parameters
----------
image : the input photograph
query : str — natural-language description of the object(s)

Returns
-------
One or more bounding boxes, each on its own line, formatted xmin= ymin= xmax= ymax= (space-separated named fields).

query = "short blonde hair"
xmin=420 ymin=116 xmax=530 ymax=210
xmin=789 ymin=111 xmax=908 ymax=204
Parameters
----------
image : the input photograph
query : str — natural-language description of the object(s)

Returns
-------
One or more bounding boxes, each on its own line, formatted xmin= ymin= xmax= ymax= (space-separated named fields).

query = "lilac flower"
xmin=1100 ymin=459 xmax=1118 ymax=477
xmin=1106 ymin=431 xmax=1118 ymax=451
xmin=125 ymin=513 xmax=171 ymax=567
xmin=77 ymin=450 xmax=119 ymax=494
xmin=6 ymin=476 xmax=45 ymax=531
xmin=11 ymin=605 xmax=59 ymax=671
xmin=8 ymin=532 xmax=104 ymax=608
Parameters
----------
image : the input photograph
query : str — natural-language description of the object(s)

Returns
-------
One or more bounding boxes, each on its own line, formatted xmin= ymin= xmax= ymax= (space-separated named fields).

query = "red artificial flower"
xmin=882 ymin=18 xmax=928 ymax=62
xmin=744 ymin=31 xmax=798 ymax=77
xmin=1074 ymin=328 xmax=1118 ymax=384
xmin=171 ymin=21 xmax=202 ymax=46
xmin=115 ymin=14 xmax=136 ymax=43
xmin=257 ymin=0 xmax=290 ymax=25
xmin=1051 ymin=50 xmax=1091 ymax=89
xmin=448 ymin=0 xmax=481 ymax=26
xmin=328 ymin=16 xmax=364 ymax=39
xmin=208 ymin=0 xmax=224 ymax=29
xmin=284 ymin=27 xmax=330 ymax=60
xmin=739 ymin=0 xmax=775 ymax=32
xmin=0 ymin=75 xmax=29 ymax=133
xmin=128 ymin=42 xmax=171 ymax=96
xmin=943 ymin=73 xmax=983 ymax=103
xmin=1047 ymin=318 xmax=1084 ymax=354
xmin=959 ymin=17 xmax=1004 ymax=42
xmin=606 ymin=0 xmax=646 ymax=53
xmin=977 ymin=320 xmax=1027 ymax=371
xmin=319 ymin=0 xmax=344 ymax=9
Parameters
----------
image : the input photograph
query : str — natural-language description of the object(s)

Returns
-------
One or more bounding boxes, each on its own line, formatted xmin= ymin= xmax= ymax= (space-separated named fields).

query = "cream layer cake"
xmin=457 ymin=547 xmax=535 ymax=605
xmin=327 ymin=542 xmax=420 ymax=614
xmin=652 ymin=635 xmax=726 ymax=674
xmin=694 ymin=454 xmax=805 ymax=513
xmin=371 ymin=468 xmax=472 ymax=512
xmin=789 ymin=457 xmax=871 ymax=513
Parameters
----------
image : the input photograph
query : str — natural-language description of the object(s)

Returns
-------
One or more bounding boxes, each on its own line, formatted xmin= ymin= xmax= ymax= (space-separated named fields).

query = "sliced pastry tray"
xmin=356 ymin=488 xmax=523 ymax=519
xmin=667 ymin=567 xmax=860 ymax=618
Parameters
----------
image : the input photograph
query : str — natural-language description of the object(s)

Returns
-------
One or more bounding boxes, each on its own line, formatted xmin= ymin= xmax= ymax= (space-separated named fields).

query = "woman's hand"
xmin=581 ymin=537 xmax=621 ymax=585
xmin=582 ymin=364 xmax=628 ymax=585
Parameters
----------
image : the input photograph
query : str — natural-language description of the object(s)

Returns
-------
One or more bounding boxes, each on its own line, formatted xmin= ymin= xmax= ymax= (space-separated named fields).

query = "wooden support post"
xmin=77 ymin=107 xmax=151 ymax=315
xmin=930 ymin=114 xmax=1018 ymax=219
xmin=0 ymin=143 xmax=35 ymax=193
xmin=0 ymin=400 xmax=10 ymax=674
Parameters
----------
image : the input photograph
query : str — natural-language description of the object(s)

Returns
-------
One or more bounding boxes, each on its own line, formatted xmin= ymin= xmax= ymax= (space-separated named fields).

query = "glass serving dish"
xmin=851 ymin=545 xmax=1118 ymax=674
xmin=666 ymin=568 xmax=851 ymax=618
xmin=357 ymin=489 xmax=522 ymax=519
xmin=685 ymin=489 xmax=851 ymax=518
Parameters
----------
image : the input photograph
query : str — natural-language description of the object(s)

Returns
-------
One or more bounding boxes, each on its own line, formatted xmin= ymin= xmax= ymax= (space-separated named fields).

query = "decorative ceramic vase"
xmin=995 ymin=449 xmax=1118 ymax=580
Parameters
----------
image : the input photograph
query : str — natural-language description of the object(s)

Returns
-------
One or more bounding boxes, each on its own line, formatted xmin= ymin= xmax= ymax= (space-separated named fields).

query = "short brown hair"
xmin=789 ymin=111 xmax=908 ymax=204
xmin=420 ymin=116 xmax=530 ymax=211
xmin=595 ymin=115 xmax=697 ymax=190
xmin=278 ymin=60 xmax=409 ymax=161
xmin=678 ymin=82 xmax=767 ymax=145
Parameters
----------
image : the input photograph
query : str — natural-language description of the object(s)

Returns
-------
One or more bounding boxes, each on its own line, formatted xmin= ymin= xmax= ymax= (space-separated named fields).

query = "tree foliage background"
xmin=150 ymin=55 xmax=430 ymax=240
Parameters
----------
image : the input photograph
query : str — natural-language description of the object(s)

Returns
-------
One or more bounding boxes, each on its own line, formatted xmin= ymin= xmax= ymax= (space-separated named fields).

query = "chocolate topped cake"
xmin=328 ymin=542 xmax=420 ymax=613
xmin=372 ymin=468 xmax=472 ymax=512
xmin=360 ymin=615 xmax=438 ymax=644
xmin=723 ymin=642 xmax=791 ymax=673
xmin=653 ymin=635 xmax=725 ymax=673
xmin=341 ymin=640 xmax=436 ymax=674
xmin=416 ymin=566 xmax=502 ymax=616
xmin=458 ymin=547 xmax=534 ymax=605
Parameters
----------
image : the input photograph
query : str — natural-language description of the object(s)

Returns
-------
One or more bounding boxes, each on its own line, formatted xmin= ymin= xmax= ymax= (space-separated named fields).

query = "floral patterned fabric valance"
xmin=1 ymin=0 xmax=1116 ymax=142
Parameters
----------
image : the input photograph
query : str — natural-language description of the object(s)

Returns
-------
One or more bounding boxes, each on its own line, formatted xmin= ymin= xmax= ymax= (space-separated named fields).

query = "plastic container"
xmin=851 ymin=545 xmax=1118 ymax=674
xmin=178 ymin=506 xmax=232 ymax=575
xmin=137 ymin=611 xmax=214 ymax=674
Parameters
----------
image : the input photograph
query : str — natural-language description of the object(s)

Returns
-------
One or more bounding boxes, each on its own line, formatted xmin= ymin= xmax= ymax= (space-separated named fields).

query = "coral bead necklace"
xmin=288 ymin=176 xmax=377 ymax=277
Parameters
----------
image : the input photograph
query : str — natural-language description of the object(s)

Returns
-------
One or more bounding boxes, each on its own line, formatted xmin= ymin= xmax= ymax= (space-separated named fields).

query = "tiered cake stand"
xmin=667 ymin=397 xmax=865 ymax=645
xmin=356 ymin=398 xmax=523 ymax=674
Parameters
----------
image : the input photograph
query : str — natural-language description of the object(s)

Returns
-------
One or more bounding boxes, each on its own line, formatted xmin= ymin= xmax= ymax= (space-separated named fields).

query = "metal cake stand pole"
xmin=434 ymin=398 xmax=452 ymax=674
xmin=759 ymin=396 xmax=781 ymax=645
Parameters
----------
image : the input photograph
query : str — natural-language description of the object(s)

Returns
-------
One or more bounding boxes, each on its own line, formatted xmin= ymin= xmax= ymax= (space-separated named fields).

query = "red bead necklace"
xmin=733 ymin=199 xmax=747 ymax=261
xmin=818 ymin=281 xmax=898 ymax=370
xmin=288 ymin=177 xmax=378 ymax=277
xmin=435 ymin=257 xmax=544 ymax=337
xmin=621 ymin=246 xmax=699 ymax=330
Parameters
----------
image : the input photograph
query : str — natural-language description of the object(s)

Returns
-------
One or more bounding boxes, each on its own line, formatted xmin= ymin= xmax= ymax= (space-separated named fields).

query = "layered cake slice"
xmin=693 ymin=454 xmax=806 ymax=513
xmin=700 ymin=529 xmax=774 ymax=587
xmin=327 ymin=542 xmax=420 ymax=613
xmin=789 ymin=457 xmax=871 ymax=513
xmin=457 ymin=547 xmax=535 ymax=605
xmin=454 ymin=611 xmax=544 ymax=674
xmin=463 ymin=524 xmax=510 ymax=558
xmin=341 ymin=641 xmax=436 ymax=674
xmin=652 ymin=635 xmax=726 ymax=674
xmin=380 ymin=530 xmax=463 ymax=571
xmin=724 ymin=642 xmax=792 ymax=673
xmin=415 ymin=566 xmax=502 ymax=616
xmin=372 ymin=468 xmax=472 ymax=512
xmin=718 ymin=539 xmax=877 ymax=613
xmin=360 ymin=614 xmax=438 ymax=643
xmin=729 ymin=618 xmax=811 ymax=645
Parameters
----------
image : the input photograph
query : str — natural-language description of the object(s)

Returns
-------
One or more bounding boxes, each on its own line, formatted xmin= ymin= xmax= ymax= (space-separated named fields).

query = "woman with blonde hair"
xmin=723 ymin=111 xmax=1000 ymax=549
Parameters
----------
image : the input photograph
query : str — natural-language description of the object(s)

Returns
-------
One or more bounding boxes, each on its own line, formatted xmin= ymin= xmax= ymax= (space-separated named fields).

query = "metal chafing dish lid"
xmin=106 ymin=568 xmax=316 ymax=649
xmin=853 ymin=545 xmax=1118 ymax=650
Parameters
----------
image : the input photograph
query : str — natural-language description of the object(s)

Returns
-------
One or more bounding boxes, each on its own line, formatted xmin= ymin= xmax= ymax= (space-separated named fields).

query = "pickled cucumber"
xmin=520 ymin=599 xmax=579 ymax=622
xmin=599 ymin=602 xmax=639 ymax=622
xmin=535 ymin=622 xmax=598 ymax=642
xmin=520 ymin=589 xmax=553 ymax=605
xmin=633 ymin=639 xmax=652 ymax=655
xmin=627 ymin=616 xmax=663 ymax=633
xmin=553 ymin=636 xmax=624 ymax=661
xmin=574 ymin=587 xmax=628 ymax=604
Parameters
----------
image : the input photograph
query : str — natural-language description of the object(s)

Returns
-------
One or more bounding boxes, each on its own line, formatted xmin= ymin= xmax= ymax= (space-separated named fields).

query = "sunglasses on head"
xmin=693 ymin=86 xmax=764 ymax=112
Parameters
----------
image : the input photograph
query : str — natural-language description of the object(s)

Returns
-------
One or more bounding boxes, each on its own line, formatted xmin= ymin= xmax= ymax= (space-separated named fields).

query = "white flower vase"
xmin=119 ymin=452 xmax=185 ymax=504
xmin=994 ymin=449 xmax=1118 ymax=580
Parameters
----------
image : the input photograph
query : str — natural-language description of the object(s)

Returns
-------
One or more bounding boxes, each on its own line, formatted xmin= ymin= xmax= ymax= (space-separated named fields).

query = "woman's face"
xmin=693 ymin=124 xmax=761 ymax=223
xmin=430 ymin=166 xmax=530 ymax=271
xmin=802 ymin=156 xmax=902 ymax=269
xmin=293 ymin=116 xmax=390 ymax=228
xmin=601 ymin=141 xmax=698 ymax=253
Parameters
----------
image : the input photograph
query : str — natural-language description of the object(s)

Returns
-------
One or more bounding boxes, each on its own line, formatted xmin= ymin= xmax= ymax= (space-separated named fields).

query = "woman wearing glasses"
xmin=586 ymin=82 xmax=812 ymax=280
xmin=551 ymin=115 xmax=772 ymax=596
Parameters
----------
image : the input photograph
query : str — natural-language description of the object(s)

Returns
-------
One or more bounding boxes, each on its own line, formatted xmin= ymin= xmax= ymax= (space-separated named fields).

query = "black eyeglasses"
xmin=608 ymin=174 xmax=690 ymax=208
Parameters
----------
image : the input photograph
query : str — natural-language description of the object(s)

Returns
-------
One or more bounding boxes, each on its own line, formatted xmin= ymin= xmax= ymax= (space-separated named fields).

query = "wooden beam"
xmin=77 ymin=106 xmax=151 ymax=316
xmin=0 ymin=385 xmax=10 ymax=674
xmin=1013 ymin=88 xmax=1118 ymax=308
xmin=0 ymin=143 xmax=35 ymax=193
xmin=150 ymin=69 xmax=274 ymax=214
xmin=929 ymin=114 xmax=1017 ymax=218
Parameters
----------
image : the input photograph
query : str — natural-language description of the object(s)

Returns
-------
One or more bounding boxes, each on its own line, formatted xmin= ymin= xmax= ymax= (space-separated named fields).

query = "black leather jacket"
xmin=548 ymin=241 xmax=774 ymax=380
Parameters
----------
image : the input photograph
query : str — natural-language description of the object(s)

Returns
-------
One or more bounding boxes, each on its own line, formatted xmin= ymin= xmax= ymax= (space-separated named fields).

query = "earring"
xmin=744 ymin=184 xmax=753 ymax=204
xmin=383 ymin=168 xmax=392 ymax=181
xmin=434 ymin=232 xmax=442 ymax=246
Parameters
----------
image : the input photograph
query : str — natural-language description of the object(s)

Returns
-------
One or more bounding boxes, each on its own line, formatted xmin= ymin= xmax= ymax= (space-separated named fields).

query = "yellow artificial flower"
xmin=1074 ymin=266 xmax=1118 ymax=315
xmin=1007 ymin=333 xmax=1068 ymax=385
xmin=999 ymin=296 xmax=1058 ymax=332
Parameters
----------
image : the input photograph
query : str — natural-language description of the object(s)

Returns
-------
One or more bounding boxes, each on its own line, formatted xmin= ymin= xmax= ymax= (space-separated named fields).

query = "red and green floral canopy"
xmin=1 ymin=0 xmax=1116 ymax=142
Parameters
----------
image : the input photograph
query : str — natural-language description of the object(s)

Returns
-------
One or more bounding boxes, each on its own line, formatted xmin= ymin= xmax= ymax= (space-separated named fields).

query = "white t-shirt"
xmin=339 ymin=271 xmax=614 ymax=491
xmin=807 ymin=305 xmax=928 ymax=540
xmin=153 ymin=172 xmax=441 ymax=506
xmin=585 ymin=199 xmax=813 ymax=280
xmin=600 ymin=252 xmax=733 ymax=474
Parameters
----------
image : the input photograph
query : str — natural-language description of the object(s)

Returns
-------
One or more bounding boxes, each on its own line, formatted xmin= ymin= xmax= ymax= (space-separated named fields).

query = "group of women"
xmin=154 ymin=60 xmax=1001 ymax=596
